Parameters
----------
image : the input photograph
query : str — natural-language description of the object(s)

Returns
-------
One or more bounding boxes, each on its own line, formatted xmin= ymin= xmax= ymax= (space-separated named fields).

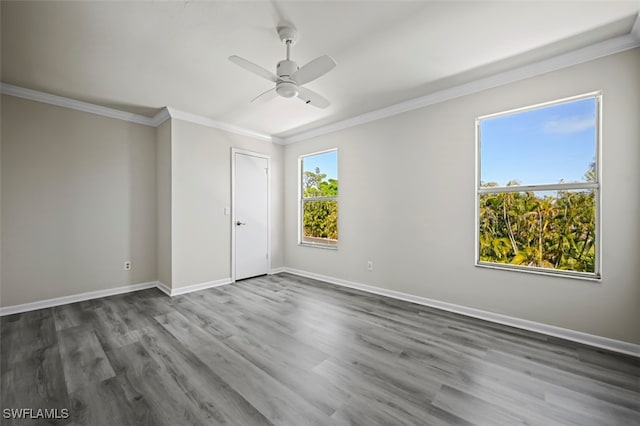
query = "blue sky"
xmin=303 ymin=150 xmax=338 ymax=180
xmin=480 ymin=97 xmax=596 ymax=186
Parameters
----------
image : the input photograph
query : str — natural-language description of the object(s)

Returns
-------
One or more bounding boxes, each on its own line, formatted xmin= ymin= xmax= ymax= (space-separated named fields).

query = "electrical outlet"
xmin=367 ymin=260 xmax=373 ymax=271
xmin=124 ymin=261 xmax=132 ymax=271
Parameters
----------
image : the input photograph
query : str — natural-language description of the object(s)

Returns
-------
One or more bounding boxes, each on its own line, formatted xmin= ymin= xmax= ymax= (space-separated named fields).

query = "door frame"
xmin=231 ymin=148 xmax=271 ymax=282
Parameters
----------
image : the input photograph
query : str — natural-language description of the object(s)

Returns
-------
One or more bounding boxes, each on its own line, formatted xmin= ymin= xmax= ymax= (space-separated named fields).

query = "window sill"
xmin=475 ymin=262 xmax=601 ymax=282
xmin=299 ymin=242 xmax=338 ymax=250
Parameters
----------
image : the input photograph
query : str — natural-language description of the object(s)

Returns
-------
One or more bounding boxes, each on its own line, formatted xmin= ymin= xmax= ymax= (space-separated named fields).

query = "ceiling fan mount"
xmin=229 ymin=25 xmax=336 ymax=108
xmin=277 ymin=25 xmax=298 ymax=45
xmin=275 ymin=26 xmax=299 ymax=98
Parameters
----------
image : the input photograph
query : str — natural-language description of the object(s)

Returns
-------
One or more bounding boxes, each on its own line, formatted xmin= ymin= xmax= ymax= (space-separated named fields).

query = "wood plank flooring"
xmin=1 ymin=272 xmax=639 ymax=425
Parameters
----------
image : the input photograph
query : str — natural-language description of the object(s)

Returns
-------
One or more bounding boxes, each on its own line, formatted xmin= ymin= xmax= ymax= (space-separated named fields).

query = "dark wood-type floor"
xmin=1 ymin=273 xmax=639 ymax=425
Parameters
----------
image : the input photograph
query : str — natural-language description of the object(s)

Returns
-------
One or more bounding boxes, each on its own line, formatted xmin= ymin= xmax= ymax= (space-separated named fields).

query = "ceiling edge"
xmin=633 ymin=12 xmax=640 ymax=41
xmin=165 ymin=107 xmax=276 ymax=143
xmin=0 ymin=84 xmax=280 ymax=144
xmin=151 ymin=108 xmax=171 ymax=127
xmin=0 ymin=83 xmax=157 ymax=126
xmin=281 ymin=13 xmax=640 ymax=145
xmin=2 ymin=13 xmax=638 ymax=146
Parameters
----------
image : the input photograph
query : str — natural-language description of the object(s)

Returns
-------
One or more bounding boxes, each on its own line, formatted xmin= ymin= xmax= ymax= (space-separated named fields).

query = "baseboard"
xmin=270 ymin=267 xmax=286 ymax=274
xmin=0 ymin=277 xmax=234 ymax=315
xmin=5 ymin=269 xmax=637 ymax=357
xmin=156 ymin=281 xmax=172 ymax=297
xmin=0 ymin=281 xmax=159 ymax=316
xmin=280 ymin=267 xmax=640 ymax=358
xmin=169 ymin=278 xmax=232 ymax=296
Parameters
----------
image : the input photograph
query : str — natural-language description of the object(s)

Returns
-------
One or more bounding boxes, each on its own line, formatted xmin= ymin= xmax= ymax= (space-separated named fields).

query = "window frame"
xmin=475 ymin=91 xmax=602 ymax=280
xmin=298 ymin=148 xmax=339 ymax=249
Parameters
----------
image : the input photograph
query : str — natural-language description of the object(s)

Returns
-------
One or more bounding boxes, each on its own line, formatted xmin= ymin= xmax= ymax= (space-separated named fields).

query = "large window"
xmin=476 ymin=92 xmax=600 ymax=278
xmin=299 ymin=149 xmax=338 ymax=247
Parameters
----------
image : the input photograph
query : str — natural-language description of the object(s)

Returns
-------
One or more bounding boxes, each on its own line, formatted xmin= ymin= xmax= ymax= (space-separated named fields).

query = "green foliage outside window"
xmin=303 ymin=167 xmax=338 ymax=243
xmin=479 ymin=167 xmax=596 ymax=273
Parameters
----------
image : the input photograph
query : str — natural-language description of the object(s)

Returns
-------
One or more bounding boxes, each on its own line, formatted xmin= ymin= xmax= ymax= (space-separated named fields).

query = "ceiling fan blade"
xmin=250 ymin=88 xmax=278 ymax=104
xmin=229 ymin=55 xmax=278 ymax=83
xmin=297 ymin=86 xmax=330 ymax=109
xmin=292 ymin=55 xmax=336 ymax=85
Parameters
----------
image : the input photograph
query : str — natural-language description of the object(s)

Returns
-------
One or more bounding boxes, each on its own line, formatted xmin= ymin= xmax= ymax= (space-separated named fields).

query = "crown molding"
xmin=282 ymin=16 xmax=640 ymax=144
xmin=151 ymin=107 xmax=171 ymax=127
xmin=165 ymin=107 xmax=275 ymax=143
xmin=3 ymin=13 xmax=639 ymax=146
xmin=0 ymin=83 xmax=279 ymax=144
xmin=632 ymin=12 xmax=640 ymax=41
xmin=0 ymin=83 xmax=158 ymax=126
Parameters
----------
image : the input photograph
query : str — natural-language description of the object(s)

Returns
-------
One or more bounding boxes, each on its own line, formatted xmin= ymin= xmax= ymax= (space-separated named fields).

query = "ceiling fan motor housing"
xmin=277 ymin=60 xmax=298 ymax=79
xmin=276 ymin=59 xmax=299 ymax=98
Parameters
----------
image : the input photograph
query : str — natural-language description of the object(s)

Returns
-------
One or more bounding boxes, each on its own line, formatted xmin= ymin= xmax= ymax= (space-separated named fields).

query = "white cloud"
xmin=542 ymin=116 xmax=594 ymax=134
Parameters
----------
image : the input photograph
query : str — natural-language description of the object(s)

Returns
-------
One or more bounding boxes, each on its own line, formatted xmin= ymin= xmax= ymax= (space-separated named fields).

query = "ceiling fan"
xmin=229 ymin=26 xmax=336 ymax=109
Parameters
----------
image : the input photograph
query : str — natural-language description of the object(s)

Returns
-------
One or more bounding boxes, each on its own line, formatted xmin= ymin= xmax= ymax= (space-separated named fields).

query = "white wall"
xmin=156 ymin=120 xmax=172 ymax=287
xmin=1 ymin=95 xmax=157 ymax=306
xmin=283 ymin=48 xmax=640 ymax=344
xmin=0 ymin=98 xmax=284 ymax=304
xmin=1 ymin=48 xmax=636 ymax=347
xmin=169 ymin=118 xmax=284 ymax=289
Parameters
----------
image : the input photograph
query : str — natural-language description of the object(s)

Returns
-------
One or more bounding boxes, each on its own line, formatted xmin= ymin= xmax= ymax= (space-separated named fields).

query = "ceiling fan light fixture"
xmin=276 ymin=81 xmax=298 ymax=98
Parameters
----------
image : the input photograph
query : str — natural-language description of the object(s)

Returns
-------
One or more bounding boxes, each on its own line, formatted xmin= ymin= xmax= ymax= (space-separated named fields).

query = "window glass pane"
xmin=479 ymin=189 xmax=596 ymax=273
xmin=302 ymin=151 xmax=338 ymax=198
xmin=480 ymin=97 xmax=596 ymax=187
xmin=302 ymin=200 xmax=338 ymax=246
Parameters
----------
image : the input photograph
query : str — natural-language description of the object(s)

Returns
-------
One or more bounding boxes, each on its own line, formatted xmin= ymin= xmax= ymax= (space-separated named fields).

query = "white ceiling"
xmin=2 ymin=1 xmax=639 ymax=138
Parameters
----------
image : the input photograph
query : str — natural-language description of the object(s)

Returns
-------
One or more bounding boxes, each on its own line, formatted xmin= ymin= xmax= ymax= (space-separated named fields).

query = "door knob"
xmin=236 ymin=220 xmax=246 ymax=226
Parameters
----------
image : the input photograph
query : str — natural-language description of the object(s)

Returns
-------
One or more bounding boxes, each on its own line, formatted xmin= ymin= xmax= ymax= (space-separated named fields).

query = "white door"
xmin=233 ymin=151 xmax=269 ymax=280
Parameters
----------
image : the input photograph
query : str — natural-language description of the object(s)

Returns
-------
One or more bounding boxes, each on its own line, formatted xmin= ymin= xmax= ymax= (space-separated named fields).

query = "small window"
xmin=476 ymin=93 xmax=600 ymax=278
xmin=299 ymin=150 xmax=338 ymax=247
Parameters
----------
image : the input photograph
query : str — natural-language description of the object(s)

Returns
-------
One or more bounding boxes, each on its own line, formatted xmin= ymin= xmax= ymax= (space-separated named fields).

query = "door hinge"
xmin=266 ymin=253 xmax=269 ymax=259
xmin=265 ymin=167 xmax=268 ymax=175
